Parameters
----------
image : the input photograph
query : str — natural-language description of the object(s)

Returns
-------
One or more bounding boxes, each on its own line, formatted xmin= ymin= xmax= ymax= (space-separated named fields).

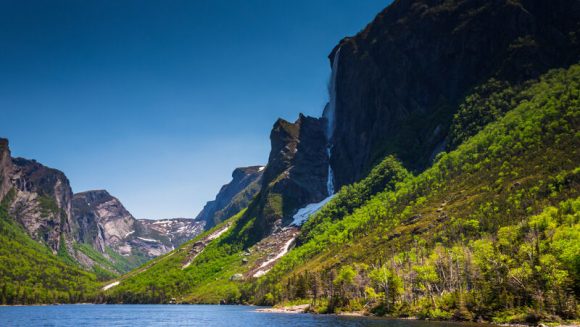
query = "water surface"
xmin=0 ymin=305 xmax=483 ymax=326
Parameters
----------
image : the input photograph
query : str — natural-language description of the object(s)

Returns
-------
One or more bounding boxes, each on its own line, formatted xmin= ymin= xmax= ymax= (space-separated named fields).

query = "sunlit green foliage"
xmin=250 ymin=63 xmax=580 ymax=323
xmin=0 ymin=191 xmax=100 ymax=304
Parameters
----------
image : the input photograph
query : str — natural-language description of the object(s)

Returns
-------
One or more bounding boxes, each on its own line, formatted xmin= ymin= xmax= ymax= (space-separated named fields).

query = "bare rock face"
xmin=196 ymin=165 xmax=264 ymax=229
xmin=7 ymin=157 xmax=76 ymax=253
xmin=73 ymin=190 xmax=204 ymax=259
xmin=329 ymin=0 xmax=580 ymax=187
xmin=247 ymin=114 xmax=328 ymax=239
xmin=0 ymin=138 xmax=12 ymax=201
xmin=72 ymin=190 xmax=134 ymax=253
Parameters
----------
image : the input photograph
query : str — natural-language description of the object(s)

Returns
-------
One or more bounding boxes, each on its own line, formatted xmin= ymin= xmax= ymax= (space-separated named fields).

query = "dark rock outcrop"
xmin=248 ymin=114 xmax=329 ymax=238
xmin=329 ymin=0 xmax=580 ymax=187
xmin=0 ymin=138 xmax=13 ymax=201
xmin=196 ymin=165 xmax=264 ymax=229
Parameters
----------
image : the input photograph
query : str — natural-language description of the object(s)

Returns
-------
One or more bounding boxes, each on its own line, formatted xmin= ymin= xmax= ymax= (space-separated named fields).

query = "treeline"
xmin=257 ymin=199 xmax=579 ymax=323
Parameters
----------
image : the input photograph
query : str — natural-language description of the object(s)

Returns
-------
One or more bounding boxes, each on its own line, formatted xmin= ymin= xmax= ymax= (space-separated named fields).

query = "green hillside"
xmin=254 ymin=63 xmax=580 ymax=323
xmin=105 ymin=63 xmax=579 ymax=323
xmin=0 ymin=190 xmax=100 ymax=304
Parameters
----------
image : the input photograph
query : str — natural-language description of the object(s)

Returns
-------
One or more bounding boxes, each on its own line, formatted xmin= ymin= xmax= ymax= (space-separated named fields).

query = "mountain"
xmin=225 ymin=0 xmax=580 ymax=245
xmin=0 ymin=139 xmax=99 ymax=304
xmin=195 ymin=165 xmax=264 ymax=229
xmin=243 ymin=115 xmax=330 ymax=240
xmin=104 ymin=0 xmax=580 ymax=324
xmin=72 ymin=190 xmax=204 ymax=271
xmin=0 ymin=138 xmax=205 ymax=274
xmin=329 ymin=0 xmax=580 ymax=185
xmin=138 ymin=218 xmax=205 ymax=250
xmin=1 ymin=144 xmax=77 ymax=256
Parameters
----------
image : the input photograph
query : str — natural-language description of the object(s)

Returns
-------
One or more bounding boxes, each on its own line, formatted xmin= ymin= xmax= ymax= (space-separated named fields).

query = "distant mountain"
xmin=138 ymin=218 xmax=205 ymax=249
xmin=195 ymin=165 xmax=263 ymax=229
xmin=72 ymin=190 xmax=204 ymax=271
xmin=0 ymin=138 xmax=204 ymax=281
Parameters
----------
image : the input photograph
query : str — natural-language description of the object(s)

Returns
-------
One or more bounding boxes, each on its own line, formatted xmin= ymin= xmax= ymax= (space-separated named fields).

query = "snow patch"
xmin=207 ymin=225 xmax=230 ymax=241
xmin=291 ymin=195 xmax=336 ymax=226
xmin=124 ymin=231 xmax=135 ymax=238
xmin=102 ymin=281 xmax=119 ymax=291
xmin=137 ymin=237 xmax=159 ymax=243
xmin=258 ymin=166 xmax=265 ymax=172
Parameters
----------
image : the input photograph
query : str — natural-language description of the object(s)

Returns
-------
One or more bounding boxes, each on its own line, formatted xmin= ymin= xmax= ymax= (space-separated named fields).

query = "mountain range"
xmin=1 ymin=0 xmax=579 ymax=324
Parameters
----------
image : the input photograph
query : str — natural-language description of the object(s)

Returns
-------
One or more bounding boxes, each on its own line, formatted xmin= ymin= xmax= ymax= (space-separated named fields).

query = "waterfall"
xmin=324 ymin=47 xmax=341 ymax=196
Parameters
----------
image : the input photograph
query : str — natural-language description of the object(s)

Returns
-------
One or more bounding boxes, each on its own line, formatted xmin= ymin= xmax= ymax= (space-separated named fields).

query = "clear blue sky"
xmin=0 ymin=0 xmax=389 ymax=219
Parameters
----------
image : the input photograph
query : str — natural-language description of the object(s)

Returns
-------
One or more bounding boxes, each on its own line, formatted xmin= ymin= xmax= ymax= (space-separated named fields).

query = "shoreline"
xmin=255 ymin=305 xmax=580 ymax=327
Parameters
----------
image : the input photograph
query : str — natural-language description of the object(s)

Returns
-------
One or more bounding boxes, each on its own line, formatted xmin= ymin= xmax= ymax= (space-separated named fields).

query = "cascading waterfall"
xmin=291 ymin=47 xmax=341 ymax=225
xmin=324 ymin=47 xmax=341 ymax=196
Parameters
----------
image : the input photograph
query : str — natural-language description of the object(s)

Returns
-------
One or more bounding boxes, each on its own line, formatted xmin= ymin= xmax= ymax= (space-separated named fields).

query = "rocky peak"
xmin=249 ymin=114 xmax=328 ymax=239
xmin=73 ymin=190 xmax=204 ymax=262
xmin=6 ymin=156 xmax=75 ymax=252
xmin=72 ymin=190 xmax=136 ymax=254
xmin=196 ymin=165 xmax=264 ymax=229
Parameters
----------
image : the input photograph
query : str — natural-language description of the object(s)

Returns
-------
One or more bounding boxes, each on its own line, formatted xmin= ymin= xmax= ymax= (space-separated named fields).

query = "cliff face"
xmin=196 ymin=165 xmax=263 ymax=229
xmin=0 ymin=139 xmax=12 ymax=201
xmin=6 ymin=157 xmax=76 ymax=253
xmin=329 ymin=0 xmax=580 ymax=187
xmin=249 ymin=114 xmax=329 ymax=238
xmin=72 ymin=190 xmax=134 ymax=253
xmin=72 ymin=190 xmax=204 ymax=259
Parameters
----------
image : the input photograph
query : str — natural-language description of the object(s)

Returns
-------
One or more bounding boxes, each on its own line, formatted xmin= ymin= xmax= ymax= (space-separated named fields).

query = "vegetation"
xmin=106 ymin=63 xmax=580 ymax=324
xmin=0 ymin=190 xmax=100 ymax=304
xmin=249 ymin=63 xmax=580 ymax=323
xmin=104 ymin=212 xmax=254 ymax=303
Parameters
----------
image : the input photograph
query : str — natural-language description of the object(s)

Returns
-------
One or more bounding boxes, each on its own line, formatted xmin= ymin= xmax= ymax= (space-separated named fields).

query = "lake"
xmin=0 ymin=305 xmax=483 ymax=326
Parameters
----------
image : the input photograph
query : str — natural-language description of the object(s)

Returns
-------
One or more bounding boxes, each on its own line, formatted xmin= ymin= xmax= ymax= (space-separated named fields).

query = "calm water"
xmin=0 ymin=305 xmax=482 ymax=327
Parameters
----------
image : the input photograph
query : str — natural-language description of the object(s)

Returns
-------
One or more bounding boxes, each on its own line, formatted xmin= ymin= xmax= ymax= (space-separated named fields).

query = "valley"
xmin=0 ymin=0 xmax=579 ymax=325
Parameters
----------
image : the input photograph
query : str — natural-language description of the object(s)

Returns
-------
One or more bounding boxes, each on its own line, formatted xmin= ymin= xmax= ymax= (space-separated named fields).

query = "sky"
xmin=0 ymin=0 xmax=389 ymax=219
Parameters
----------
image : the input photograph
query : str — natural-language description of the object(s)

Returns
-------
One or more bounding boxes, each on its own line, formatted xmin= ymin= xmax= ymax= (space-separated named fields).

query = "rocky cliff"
xmin=196 ymin=165 xmax=263 ymax=229
xmin=0 ymin=141 xmax=77 ymax=254
xmin=244 ymin=114 xmax=329 ymax=239
xmin=0 ymin=139 xmax=12 ymax=201
xmin=73 ymin=190 xmax=204 ymax=259
xmin=329 ymin=0 xmax=580 ymax=187
xmin=72 ymin=190 xmax=135 ymax=254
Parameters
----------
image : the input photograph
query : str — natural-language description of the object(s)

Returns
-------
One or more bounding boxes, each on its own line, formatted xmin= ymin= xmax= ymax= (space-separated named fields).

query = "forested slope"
xmin=0 ymin=190 xmax=100 ymax=304
xmin=106 ymin=63 xmax=579 ymax=323
xmin=253 ymin=64 xmax=580 ymax=323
